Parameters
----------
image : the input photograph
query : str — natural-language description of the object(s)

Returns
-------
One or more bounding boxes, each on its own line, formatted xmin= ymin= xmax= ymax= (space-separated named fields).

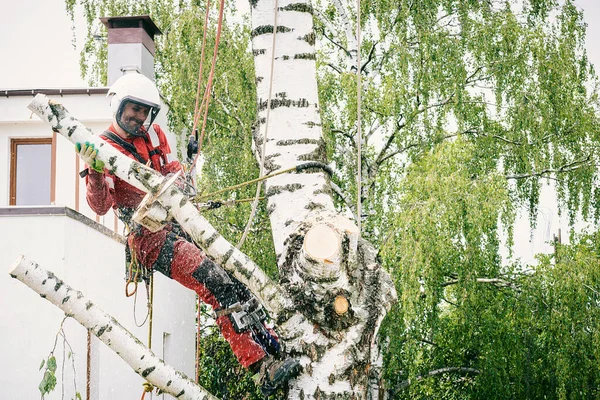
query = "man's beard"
xmin=124 ymin=117 xmax=144 ymax=132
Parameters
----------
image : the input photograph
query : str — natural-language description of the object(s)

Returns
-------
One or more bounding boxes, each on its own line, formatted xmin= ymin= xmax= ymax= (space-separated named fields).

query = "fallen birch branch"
xmin=27 ymin=93 xmax=291 ymax=318
xmin=9 ymin=255 xmax=218 ymax=400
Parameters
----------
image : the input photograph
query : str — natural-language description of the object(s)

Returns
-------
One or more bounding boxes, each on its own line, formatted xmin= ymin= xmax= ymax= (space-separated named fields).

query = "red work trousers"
xmin=129 ymin=225 xmax=268 ymax=368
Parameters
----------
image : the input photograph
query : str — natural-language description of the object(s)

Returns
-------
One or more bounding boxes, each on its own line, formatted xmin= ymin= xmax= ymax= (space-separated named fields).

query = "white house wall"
xmin=0 ymin=92 xmax=176 ymax=234
xmin=0 ymin=208 xmax=196 ymax=399
xmin=0 ymin=90 xmax=193 ymax=399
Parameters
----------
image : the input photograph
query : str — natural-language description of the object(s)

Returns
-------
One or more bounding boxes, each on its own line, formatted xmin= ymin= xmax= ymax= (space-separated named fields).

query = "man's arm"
xmin=77 ymin=142 xmax=114 ymax=215
xmin=85 ymin=169 xmax=114 ymax=215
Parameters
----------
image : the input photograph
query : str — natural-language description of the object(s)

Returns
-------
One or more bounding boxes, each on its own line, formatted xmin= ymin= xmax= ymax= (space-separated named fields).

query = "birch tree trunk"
xmin=250 ymin=1 xmax=397 ymax=398
xmin=26 ymin=4 xmax=398 ymax=392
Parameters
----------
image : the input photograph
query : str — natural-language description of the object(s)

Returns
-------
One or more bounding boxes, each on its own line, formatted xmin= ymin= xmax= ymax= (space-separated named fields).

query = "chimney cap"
xmin=100 ymin=15 xmax=162 ymax=38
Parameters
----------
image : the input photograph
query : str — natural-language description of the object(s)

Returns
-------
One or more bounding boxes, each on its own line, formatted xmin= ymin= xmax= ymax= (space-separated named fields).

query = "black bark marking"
xmin=300 ymin=32 xmax=316 ymax=46
xmin=42 ymin=279 xmax=47 ymax=285
xmin=175 ymin=389 xmax=185 ymax=397
xmin=280 ymin=3 xmax=314 ymax=13
xmin=304 ymin=121 xmax=321 ymax=128
xmin=141 ymin=366 xmax=155 ymax=377
xmin=251 ymin=25 xmax=292 ymax=38
xmin=295 ymin=53 xmax=316 ymax=60
xmin=277 ymin=138 xmax=320 ymax=146
xmin=108 ymin=156 xmax=117 ymax=166
xmin=253 ymin=49 xmax=266 ymax=56
xmin=9 ymin=274 xmax=17 ymax=279
xmin=86 ymin=301 xmax=93 ymax=310
xmin=258 ymin=96 xmax=310 ymax=111
xmin=266 ymin=183 xmax=303 ymax=197
xmin=179 ymin=197 xmax=187 ymax=208
xmin=236 ymin=261 xmax=253 ymax=280
xmin=67 ymin=125 xmax=77 ymax=137
xmin=166 ymin=380 xmax=172 ymax=386
xmin=61 ymin=296 xmax=70 ymax=304
xmin=204 ymin=231 xmax=219 ymax=249
xmin=298 ymin=139 xmax=328 ymax=163
xmin=222 ymin=248 xmax=234 ymax=265
xmin=314 ymin=186 xmax=333 ymax=196
xmin=97 ymin=325 xmax=110 ymax=337
xmin=306 ymin=201 xmax=325 ymax=211
xmin=54 ymin=280 xmax=63 ymax=291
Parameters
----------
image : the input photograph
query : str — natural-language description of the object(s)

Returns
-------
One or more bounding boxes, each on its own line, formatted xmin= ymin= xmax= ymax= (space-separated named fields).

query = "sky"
xmin=1 ymin=0 xmax=600 ymax=88
xmin=2 ymin=0 xmax=600 ymax=263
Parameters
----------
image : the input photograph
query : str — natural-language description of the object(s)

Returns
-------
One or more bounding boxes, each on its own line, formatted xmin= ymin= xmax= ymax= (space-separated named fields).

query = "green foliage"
xmin=196 ymin=328 xmax=264 ymax=399
xmin=38 ymin=356 xmax=57 ymax=397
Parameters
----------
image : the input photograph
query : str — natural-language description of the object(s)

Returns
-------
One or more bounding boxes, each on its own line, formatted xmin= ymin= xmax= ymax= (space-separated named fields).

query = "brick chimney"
xmin=100 ymin=15 xmax=162 ymax=86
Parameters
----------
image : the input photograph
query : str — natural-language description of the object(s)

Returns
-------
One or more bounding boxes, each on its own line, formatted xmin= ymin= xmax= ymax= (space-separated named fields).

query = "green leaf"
xmin=38 ymin=370 xmax=57 ymax=396
xmin=39 ymin=359 xmax=45 ymax=371
xmin=47 ymin=356 xmax=57 ymax=373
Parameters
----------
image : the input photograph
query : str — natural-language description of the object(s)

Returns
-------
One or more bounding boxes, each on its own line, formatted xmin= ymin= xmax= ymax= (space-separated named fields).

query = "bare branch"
xmin=377 ymin=132 xmax=458 ymax=166
xmin=332 ymin=128 xmax=356 ymax=146
xmin=361 ymin=42 xmax=378 ymax=74
xmin=464 ymin=129 xmax=523 ymax=146
xmin=326 ymin=62 xmax=344 ymax=74
xmin=331 ymin=0 xmax=357 ymax=59
xmin=330 ymin=180 xmax=359 ymax=222
xmin=505 ymin=155 xmax=592 ymax=180
xmin=320 ymin=27 xmax=351 ymax=57
xmin=442 ymin=277 xmax=520 ymax=291
xmin=392 ymin=367 xmax=481 ymax=394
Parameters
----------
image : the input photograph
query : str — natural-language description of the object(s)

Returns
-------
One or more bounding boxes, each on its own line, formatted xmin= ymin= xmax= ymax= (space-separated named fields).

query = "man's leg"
xmin=131 ymin=227 xmax=301 ymax=394
xmin=131 ymin=228 xmax=266 ymax=367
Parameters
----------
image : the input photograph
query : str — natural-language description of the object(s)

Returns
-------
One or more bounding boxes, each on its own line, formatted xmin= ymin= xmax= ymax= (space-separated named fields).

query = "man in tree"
xmin=76 ymin=72 xmax=301 ymax=395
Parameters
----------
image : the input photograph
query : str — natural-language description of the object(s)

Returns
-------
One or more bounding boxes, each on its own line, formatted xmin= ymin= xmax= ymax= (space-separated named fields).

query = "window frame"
xmin=9 ymin=137 xmax=55 ymax=206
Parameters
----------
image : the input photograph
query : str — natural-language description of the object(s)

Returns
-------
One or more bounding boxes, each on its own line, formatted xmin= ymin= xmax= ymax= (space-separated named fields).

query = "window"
xmin=10 ymin=138 xmax=54 ymax=205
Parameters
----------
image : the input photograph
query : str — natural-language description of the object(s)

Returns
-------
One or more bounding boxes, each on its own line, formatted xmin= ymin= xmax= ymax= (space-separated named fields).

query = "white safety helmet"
xmin=107 ymin=73 xmax=161 ymax=137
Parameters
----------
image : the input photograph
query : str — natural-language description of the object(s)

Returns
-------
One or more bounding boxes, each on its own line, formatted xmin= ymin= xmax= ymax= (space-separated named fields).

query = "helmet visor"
xmin=116 ymin=96 xmax=161 ymax=136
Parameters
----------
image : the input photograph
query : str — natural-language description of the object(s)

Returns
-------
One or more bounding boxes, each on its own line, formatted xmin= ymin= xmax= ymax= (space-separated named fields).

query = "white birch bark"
xmin=250 ymin=1 xmax=397 ymax=398
xmin=27 ymin=94 xmax=292 ymax=318
xmin=9 ymin=255 xmax=217 ymax=400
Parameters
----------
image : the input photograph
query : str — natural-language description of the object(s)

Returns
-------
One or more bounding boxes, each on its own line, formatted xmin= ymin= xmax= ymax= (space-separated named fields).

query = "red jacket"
xmin=86 ymin=123 xmax=182 ymax=215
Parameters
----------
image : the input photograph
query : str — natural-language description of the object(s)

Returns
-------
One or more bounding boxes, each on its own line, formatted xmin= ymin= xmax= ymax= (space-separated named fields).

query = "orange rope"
xmin=191 ymin=0 xmax=212 ymax=138
xmin=189 ymin=0 xmax=226 ymax=383
xmin=189 ymin=0 xmax=227 ymax=173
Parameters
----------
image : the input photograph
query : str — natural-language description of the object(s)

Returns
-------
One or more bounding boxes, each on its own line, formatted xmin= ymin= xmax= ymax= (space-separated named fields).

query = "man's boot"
xmin=251 ymin=355 xmax=302 ymax=396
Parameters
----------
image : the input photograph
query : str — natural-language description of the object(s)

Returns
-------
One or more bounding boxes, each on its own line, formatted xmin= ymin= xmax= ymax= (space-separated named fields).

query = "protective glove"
xmin=76 ymin=142 xmax=105 ymax=173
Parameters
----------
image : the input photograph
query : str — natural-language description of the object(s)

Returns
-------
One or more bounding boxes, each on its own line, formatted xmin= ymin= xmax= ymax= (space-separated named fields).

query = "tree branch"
xmin=330 ymin=180 xmax=359 ymax=222
xmin=360 ymin=42 xmax=378 ymax=74
xmin=331 ymin=0 xmax=357 ymax=61
xmin=10 ymin=255 xmax=218 ymax=400
xmin=442 ymin=277 xmax=520 ymax=291
xmin=505 ymin=155 xmax=592 ymax=180
xmin=320 ymin=27 xmax=351 ymax=58
xmin=326 ymin=62 xmax=344 ymax=75
xmin=391 ymin=367 xmax=480 ymax=395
